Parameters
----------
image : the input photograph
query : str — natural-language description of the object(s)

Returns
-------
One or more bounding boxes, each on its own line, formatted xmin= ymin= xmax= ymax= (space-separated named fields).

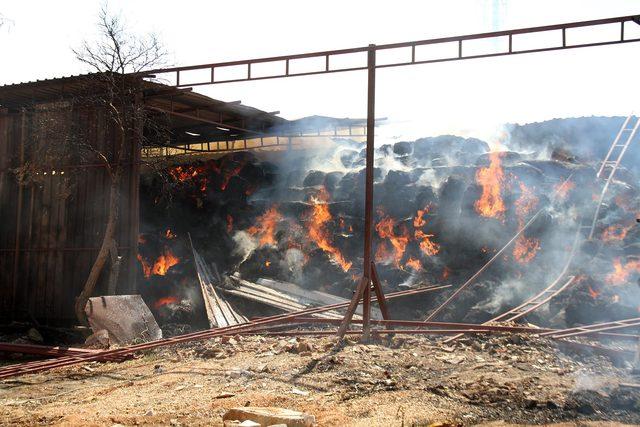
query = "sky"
xmin=1 ymin=0 xmax=639 ymax=142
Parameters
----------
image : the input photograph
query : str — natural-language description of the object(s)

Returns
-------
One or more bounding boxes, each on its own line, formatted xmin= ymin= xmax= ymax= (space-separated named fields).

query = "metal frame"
xmin=142 ymin=15 xmax=640 ymax=87
xmin=134 ymin=14 xmax=640 ymax=338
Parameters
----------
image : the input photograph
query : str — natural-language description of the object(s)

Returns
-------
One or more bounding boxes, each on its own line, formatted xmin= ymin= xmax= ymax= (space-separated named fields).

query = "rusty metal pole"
xmin=337 ymin=45 xmax=376 ymax=340
xmin=361 ymin=44 xmax=376 ymax=341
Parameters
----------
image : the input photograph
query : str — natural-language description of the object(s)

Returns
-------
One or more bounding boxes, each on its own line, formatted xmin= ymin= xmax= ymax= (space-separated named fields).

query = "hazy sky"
xmin=1 ymin=1 xmax=639 ymax=141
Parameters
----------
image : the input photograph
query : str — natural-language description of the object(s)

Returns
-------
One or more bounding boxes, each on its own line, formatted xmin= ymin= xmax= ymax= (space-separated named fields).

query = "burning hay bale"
xmin=137 ymin=117 xmax=640 ymax=330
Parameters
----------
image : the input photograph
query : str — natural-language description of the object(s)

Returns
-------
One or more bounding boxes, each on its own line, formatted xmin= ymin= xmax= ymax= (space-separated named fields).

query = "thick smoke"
xmin=139 ymin=116 xmax=640 ymax=328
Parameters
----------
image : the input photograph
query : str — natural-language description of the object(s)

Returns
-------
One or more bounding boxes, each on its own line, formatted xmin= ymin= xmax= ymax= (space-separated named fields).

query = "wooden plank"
xmin=226 ymin=275 xmax=345 ymax=320
xmin=257 ymin=277 xmax=381 ymax=319
xmin=189 ymin=238 xmax=247 ymax=328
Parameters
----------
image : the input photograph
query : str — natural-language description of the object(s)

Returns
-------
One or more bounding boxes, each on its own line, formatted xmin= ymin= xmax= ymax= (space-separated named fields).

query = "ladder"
xmin=588 ymin=115 xmax=640 ymax=240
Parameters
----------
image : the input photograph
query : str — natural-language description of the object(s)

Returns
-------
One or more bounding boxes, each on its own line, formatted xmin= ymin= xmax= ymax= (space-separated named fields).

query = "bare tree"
xmin=72 ymin=5 xmax=167 ymax=324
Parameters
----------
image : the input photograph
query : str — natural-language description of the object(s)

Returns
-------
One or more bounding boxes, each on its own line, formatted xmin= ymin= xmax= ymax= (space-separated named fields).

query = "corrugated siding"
xmin=0 ymin=102 xmax=139 ymax=324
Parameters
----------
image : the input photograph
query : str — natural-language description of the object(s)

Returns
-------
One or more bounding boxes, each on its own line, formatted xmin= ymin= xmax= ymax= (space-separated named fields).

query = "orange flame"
xmin=587 ymin=286 xmax=600 ymax=299
xmin=221 ymin=163 xmax=245 ymax=191
xmin=226 ymin=214 xmax=234 ymax=233
xmin=605 ymin=257 xmax=640 ymax=285
xmin=137 ymin=246 xmax=180 ymax=279
xmin=405 ymin=257 xmax=422 ymax=271
xmin=513 ymin=182 xmax=540 ymax=264
xmin=137 ymin=254 xmax=152 ymax=279
xmin=442 ymin=266 xmax=451 ymax=280
xmin=306 ymin=188 xmax=352 ymax=271
xmin=554 ymin=180 xmax=575 ymax=200
xmin=601 ymin=224 xmax=632 ymax=243
xmin=154 ymin=296 xmax=179 ymax=309
xmin=474 ymin=151 xmax=506 ymax=221
xmin=248 ymin=206 xmax=282 ymax=247
xmin=375 ymin=215 xmax=410 ymax=268
xmin=152 ymin=247 xmax=180 ymax=276
xmin=413 ymin=207 xmax=440 ymax=256
xmin=165 ymin=229 xmax=176 ymax=239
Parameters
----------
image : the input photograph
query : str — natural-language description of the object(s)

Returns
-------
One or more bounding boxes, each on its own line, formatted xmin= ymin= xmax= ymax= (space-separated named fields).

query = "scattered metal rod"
xmin=288 ymin=317 xmax=554 ymax=334
xmin=0 ymin=342 xmax=127 ymax=362
xmin=249 ymin=328 xmax=550 ymax=337
xmin=0 ymin=285 xmax=449 ymax=380
xmin=425 ymin=174 xmax=577 ymax=322
xmin=541 ymin=317 xmax=640 ymax=339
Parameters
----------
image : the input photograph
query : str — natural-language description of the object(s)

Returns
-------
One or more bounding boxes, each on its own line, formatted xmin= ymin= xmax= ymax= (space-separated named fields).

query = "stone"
xmin=85 ymin=329 xmax=110 ymax=348
xmin=85 ymin=295 xmax=162 ymax=344
xmin=223 ymin=407 xmax=315 ymax=427
xmin=27 ymin=328 xmax=43 ymax=343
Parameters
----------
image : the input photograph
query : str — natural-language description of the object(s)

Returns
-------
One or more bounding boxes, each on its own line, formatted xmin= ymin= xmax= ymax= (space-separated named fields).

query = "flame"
xmin=221 ymin=162 xmax=245 ymax=191
xmin=248 ymin=206 xmax=282 ymax=247
xmin=165 ymin=229 xmax=176 ymax=239
xmin=152 ymin=247 xmax=180 ymax=276
xmin=605 ymin=257 xmax=640 ymax=285
xmin=136 ymin=254 xmax=152 ymax=279
xmin=474 ymin=151 xmax=506 ymax=221
xmin=137 ymin=247 xmax=180 ymax=279
xmin=587 ymin=286 xmax=600 ymax=299
xmin=226 ymin=214 xmax=234 ymax=233
xmin=265 ymin=260 xmax=271 ymax=267
xmin=169 ymin=164 xmax=208 ymax=192
xmin=513 ymin=182 xmax=540 ymax=264
xmin=405 ymin=257 xmax=422 ymax=271
xmin=601 ymin=224 xmax=632 ymax=243
xmin=154 ymin=296 xmax=179 ymax=309
xmin=306 ymin=188 xmax=352 ymax=271
xmin=413 ymin=207 xmax=440 ymax=256
xmin=554 ymin=180 xmax=575 ymax=200
xmin=375 ymin=215 xmax=410 ymax=268
xmin=442 ymin=266 xmax=451 ymax=280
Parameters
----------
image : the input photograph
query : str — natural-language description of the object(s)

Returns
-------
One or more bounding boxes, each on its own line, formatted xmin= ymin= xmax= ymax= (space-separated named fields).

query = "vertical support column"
xmin=337 ymin=44 xmax=377 ymax=340
xmin=361 ymin=44 xmax=376 ymax=341
xmin=12 ymin=110 xmax=26 ymax=315
xmin=127 ymin=92 xmax=143 ymax=293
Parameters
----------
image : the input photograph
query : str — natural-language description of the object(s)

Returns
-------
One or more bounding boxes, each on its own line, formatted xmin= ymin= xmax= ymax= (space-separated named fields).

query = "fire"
xmin=226 ymin=214 xmax=234 ymax=233
xmin=513 ymin=182 xmax=540 ymax=264
xmin=152 ymin=247 xmax=180 ymax=276
xmin=405 ymin=257 xmax=422 ymax=271
xmin=165 ymin=229 xmax=176 ymax=239
xmin=442 ymin=266 xmax=451 ymax=280
xmin=605 ymin=257 xmax=640 ymax=285
xmin=247 ymin=206 xmax=282 ymax=247
xmin=554 ymin=180 xmax=575 ymax=200
xmin=601 ymin=224 xmax=632 ymax=242
xmin=474 ymin=151 xmax=506 ymax=221
xmin=265 ymin=260 xmax=271 ymax=267
xmin=154 ymin=296 xmax=179 ymax=309
xmin=306 ymin=188 xmax=352 ymax=272
xmin=220 ymin=162 xmax=245 ymax=191
xmin=137 ymin=247 xmax=180 ymax=279
xmin=169 ymin=164 xmax=208 ymax=192
xmin=136 ymin=254 xmax=152 ymax=279
xmin=375 ymin=215 xmax=410 ymax=269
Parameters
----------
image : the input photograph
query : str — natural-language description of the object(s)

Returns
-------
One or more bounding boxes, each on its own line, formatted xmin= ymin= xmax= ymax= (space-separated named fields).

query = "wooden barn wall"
xmin=0 ymin=102 xmax=140 ymax=325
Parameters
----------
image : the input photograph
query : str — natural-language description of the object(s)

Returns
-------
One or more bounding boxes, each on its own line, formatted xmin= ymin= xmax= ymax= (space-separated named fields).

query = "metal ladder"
xmin=588 ymin=115 xmax=640 ymax=240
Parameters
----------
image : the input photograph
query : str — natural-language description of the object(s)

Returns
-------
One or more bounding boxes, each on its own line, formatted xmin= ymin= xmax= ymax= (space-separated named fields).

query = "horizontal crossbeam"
xmin=139 ymin=15 xmax=640 ymax=88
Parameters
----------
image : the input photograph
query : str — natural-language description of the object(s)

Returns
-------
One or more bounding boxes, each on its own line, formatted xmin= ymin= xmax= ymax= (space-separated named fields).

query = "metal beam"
xmin=139 ymin=14 xmax=640 ymax=87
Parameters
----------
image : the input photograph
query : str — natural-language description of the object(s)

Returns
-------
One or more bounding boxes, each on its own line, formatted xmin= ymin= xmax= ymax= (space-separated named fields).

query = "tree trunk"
xmin=74 ymin=173 xmax=121 ymax=324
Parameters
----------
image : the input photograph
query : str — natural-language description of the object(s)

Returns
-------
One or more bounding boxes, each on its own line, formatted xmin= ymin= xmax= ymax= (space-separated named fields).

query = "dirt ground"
xmin=1 ymin=332 xmax=640 ymax=426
